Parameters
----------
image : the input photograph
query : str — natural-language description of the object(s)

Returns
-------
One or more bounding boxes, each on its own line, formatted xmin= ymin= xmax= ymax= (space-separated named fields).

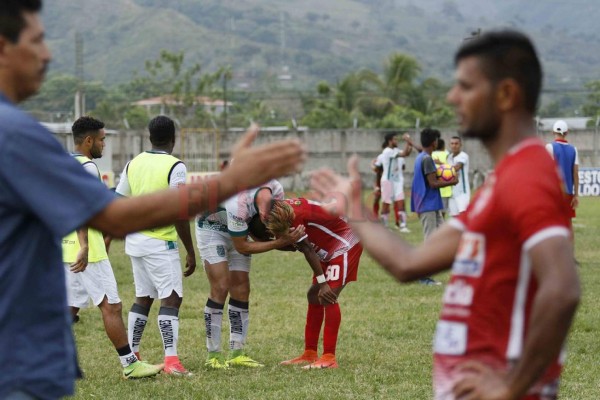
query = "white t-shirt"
xmin=376 ymin=147 xmax=400 ymax=182
xmin=448 ymin=151 xmax=470 ymax=198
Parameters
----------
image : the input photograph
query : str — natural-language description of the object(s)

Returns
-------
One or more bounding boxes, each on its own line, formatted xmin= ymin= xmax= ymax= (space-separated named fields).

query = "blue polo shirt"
xmin=411 ymin=152 xmax=443 ymax=213
xmin=0 ymin=94 xmax=116 ymax=399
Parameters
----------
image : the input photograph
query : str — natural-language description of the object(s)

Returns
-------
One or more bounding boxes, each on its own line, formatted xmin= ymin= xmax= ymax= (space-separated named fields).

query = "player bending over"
xmin=266 ymin=198 xmax=362 ymax=369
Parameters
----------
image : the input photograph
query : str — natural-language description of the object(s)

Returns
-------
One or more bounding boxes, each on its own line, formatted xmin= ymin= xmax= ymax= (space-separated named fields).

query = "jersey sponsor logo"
xmin=159 ymin=319 xmax=174 ymax=349
xmin=452 ymin=232 xmax=485 ymax=277
xmin=434 ymin=320 xmax=467 ymax=355
xmin=442 ymin=279 xmax=473 ymax=306
xmin=316 ymin=248 xmax=329 ymax=261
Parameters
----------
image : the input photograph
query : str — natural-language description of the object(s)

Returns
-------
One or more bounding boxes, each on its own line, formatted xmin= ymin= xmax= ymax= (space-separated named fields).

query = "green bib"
xmin=127 ymin=151 xmax=182 ymax=241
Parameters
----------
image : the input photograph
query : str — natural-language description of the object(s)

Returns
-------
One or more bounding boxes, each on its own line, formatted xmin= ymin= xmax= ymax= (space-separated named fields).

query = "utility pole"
xmin=74 ymin=31 xmax=85 ymax=119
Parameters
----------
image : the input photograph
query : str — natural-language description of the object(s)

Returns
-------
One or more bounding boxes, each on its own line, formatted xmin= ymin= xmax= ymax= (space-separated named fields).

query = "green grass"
xmin=70 ymin=197 xmax=600 ymax=399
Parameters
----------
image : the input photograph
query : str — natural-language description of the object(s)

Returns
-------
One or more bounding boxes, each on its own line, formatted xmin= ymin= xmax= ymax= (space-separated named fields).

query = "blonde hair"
xmin=266 ymin=200 xmax=295 ymax=237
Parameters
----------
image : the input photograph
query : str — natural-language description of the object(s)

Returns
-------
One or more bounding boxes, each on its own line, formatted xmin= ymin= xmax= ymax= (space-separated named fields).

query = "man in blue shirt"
xmin=0 ymin=2 xmax=306 ymax=398
xmin=411 ymin=128 xmax=457 ymax=285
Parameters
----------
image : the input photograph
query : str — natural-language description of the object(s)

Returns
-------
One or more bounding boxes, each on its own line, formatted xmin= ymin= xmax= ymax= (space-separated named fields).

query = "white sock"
xmin=119 ymin=353 xmax=138 ymax=368
xmin=158 ymin=306 xmax=179 ymax=358
xmin=228 ymin=299 xmax=249 ymax=351
xmin=205 ymin=299 xmax=224 ymax=353
xmin=128 ymin=303 xmax=149 ymax=354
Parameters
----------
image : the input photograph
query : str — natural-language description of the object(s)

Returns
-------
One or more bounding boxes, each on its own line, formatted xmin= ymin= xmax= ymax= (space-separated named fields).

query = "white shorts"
xmin=381 ymin=180 xmax=404 ymax=204
xmin=130 ymin=249 xmax=183 ymax=299
xmin=196 ymin=227 xmax=251 ymax=272
xmin=64 ymin=259 xmax=121 ymax=308
xmin=449 ymin=193 xmax=470 ymax=216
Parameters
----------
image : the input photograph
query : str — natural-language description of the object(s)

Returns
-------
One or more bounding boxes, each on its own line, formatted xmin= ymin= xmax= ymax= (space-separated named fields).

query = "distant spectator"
xmin=432 ymin=138 xmax=452 ymax=218
xmin=546 ymin=120 xmax=579 ymax=223
xmin=447 ymin=136 xmax=470 ymax=217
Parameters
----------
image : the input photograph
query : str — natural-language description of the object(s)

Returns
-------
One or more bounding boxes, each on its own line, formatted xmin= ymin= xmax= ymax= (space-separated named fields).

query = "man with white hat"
xmin=546 ymin=120 xmax=579 ymax=220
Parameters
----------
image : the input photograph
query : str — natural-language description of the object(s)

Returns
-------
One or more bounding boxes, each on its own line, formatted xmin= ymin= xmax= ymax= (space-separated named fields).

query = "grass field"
xmin=70 ymin=197 xmax=600 ymax=400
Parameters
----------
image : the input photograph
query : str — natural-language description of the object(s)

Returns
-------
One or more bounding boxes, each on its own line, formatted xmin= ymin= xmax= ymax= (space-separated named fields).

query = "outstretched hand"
xmin=225 ymin=123 xmax=306 ymax=190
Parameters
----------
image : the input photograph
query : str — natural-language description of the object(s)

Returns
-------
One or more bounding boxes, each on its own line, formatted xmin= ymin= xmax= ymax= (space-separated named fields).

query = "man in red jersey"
xmin=310 ymin=30 xmax=579 ymax=399
xmin=266 ymin=198 xmax=362 ymax=369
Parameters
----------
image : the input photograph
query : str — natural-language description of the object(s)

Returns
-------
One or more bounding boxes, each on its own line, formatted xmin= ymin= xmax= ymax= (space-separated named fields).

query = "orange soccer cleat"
xmin=280 ymin=349 xmax=319 ymax=366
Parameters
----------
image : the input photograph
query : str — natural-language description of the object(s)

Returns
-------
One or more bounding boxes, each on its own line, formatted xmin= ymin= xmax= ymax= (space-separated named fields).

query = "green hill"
xmin=43 ymin=0 xmax=600 ymax=91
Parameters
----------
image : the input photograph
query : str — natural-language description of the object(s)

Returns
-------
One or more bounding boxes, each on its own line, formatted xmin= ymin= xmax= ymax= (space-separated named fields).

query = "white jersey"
xmin=447 ymin=151 xmax=470 ymax=198
xmin=447 ymin=151 xmax=470 ymax=216
xmin=376 ymin=147 xmax=400 ymax=182
xmin=225 ymin=179 xmax=284 ymax=237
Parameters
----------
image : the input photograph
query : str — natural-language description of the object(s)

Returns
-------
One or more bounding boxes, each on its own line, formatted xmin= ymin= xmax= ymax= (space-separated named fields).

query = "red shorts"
xmin=312 ymin=244 xmax=362 ymax=288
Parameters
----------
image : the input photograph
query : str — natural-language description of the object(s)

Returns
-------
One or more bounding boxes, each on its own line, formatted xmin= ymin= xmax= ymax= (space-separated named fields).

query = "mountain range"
xmin=43 ymin=0 xmax=600 ymax=93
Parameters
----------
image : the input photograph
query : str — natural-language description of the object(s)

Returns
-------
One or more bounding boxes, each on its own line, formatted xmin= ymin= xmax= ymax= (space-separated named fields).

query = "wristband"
xmin=316 ymin=274 xmax=326 ymax=284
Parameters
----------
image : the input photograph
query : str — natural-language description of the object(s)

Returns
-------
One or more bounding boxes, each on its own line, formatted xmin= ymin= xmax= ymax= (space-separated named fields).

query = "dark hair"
xmin=72 ymin=116 xmax=105 ymax=144
xmin=148 ymin=115 xmax=175 ymax=147
xmin=455 ymin=29 xmax=542 ymax=113
xmin=384 ymin=133 xmax=396 ymax=143
xmin=0 ymin=0 xmax=42 ymax=43
xmin=436 ymin=138 xmax=445 ymax=151
xmin=451 ymin=136 xmax=462 ymax=142
xmin=420 ymin=128 xmax=438 ymax=148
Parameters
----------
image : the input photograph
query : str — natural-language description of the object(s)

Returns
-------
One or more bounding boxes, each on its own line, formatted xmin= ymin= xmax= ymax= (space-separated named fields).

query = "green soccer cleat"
xmin=227 ymin=350 xmax=264 ymax=368
xmin=205 ymin=351 xmax=229 ymax=369
xmin=122 ymin=360 xmax=163 ymax=379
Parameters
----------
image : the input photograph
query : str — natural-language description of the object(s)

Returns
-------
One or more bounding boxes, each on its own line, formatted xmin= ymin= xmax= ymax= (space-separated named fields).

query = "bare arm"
xmin=572 ymin=164 xmax=579 ymax=209
xmin=295 ymin=239 xmax=337 ymax=304
xmin=175 ymin=220 xmax=196 ymax=277
xmin=398 ymin=137 xmax=413 ymax=157
xmin=403 ymin=134 xmax=422 ymax=152
xmin=453 ymin=161 xmax=464 ymax=172
xmin=87 ymin=125 xmax=306 ymax=237
xmin=350 ymin=216 xmax=460 ymax=281
xmin=231 ymin=225 xmax=305 ymax=255
xmin=452 ymin=236 xmax=580 ymax=399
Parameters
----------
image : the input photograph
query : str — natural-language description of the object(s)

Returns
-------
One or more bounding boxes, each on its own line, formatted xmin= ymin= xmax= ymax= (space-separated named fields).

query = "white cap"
xmin=553 ymin=120 xmax=568 ymax=135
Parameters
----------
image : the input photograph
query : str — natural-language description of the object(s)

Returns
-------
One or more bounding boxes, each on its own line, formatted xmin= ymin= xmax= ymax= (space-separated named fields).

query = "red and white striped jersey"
xmin=433 ymin=138 xmax=572 ymax=399
xmin=285 ymin=198 xmax=359 ymax=262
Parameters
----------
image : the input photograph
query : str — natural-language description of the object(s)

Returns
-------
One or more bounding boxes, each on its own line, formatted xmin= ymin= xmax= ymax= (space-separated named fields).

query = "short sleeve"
xmin=0 ymin=121 xmax=115 ymax=238
xmin=500 ymin=151 xmax=570 ymax=244
xmin=115 ymin=162 xmax=131 ymax=196
xmin=169 ymin=162 xmax=187 ymax=188
xmin=422 ymin=155 xmax=437 ymax=176
xmin=225 ymin=192 xmax=250 ymax=237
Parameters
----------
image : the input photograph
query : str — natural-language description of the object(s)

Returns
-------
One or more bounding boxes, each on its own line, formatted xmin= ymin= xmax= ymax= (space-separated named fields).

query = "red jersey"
xmin=433 ymin=138 xmax=572 ymax=399
xmin=285 ymin=198 xmax=360 ymax=262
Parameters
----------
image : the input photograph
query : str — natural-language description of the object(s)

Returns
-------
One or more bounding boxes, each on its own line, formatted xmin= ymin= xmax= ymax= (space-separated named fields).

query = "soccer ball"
xmin=436 ymin=164 xmax=456 ymax=182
